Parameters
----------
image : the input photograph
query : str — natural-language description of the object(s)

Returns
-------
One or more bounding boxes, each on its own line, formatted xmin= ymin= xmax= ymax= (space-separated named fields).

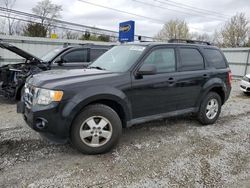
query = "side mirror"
xmin=55 ymin=57 xmax=64 ymax=65
xmin=137 ymin=64 xmax=157 ymax=75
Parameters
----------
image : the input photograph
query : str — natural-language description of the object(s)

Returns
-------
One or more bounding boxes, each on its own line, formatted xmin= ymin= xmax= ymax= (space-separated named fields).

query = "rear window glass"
xmin=204 ymin=49 xmax=227 ymax=69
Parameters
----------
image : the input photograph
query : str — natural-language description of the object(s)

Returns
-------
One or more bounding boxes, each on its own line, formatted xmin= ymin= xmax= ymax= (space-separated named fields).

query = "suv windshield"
xmin=89 ymin=45 xmax=145 ymax=72
xmin=40 ymin=47 xmax=65 ymax=62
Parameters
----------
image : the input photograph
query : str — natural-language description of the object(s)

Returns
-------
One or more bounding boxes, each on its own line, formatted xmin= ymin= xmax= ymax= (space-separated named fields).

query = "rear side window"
xmin=204 ymin=49 xmax=227 ymax=69
xmin=90 ymin=49 xmax=107 ymax=61
xmin=179 ymin=48 xmax=204 ymax=71
xmin=63 ymin=49 xmax=88 ymax=63
xmin=143 ymin=48 xmax=176 ymax=73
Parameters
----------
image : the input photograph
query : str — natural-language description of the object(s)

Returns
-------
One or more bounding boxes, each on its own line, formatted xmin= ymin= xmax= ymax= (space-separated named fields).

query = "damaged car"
xmin=0 ymin=42 xmax=113 ymax=100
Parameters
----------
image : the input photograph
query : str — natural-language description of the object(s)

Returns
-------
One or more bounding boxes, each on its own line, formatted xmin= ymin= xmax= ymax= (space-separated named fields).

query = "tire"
xmin=197 ymin=92 xmax=222 ymax=125
xmin=243 ymin=92 xmax=250 ymax=96
xmin=70 ymin=104 xmax=122 ymax=155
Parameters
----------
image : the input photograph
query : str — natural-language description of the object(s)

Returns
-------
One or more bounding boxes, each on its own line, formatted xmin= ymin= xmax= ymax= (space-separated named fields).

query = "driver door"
xmin=129 ymin=47 xmax=179 ymax=119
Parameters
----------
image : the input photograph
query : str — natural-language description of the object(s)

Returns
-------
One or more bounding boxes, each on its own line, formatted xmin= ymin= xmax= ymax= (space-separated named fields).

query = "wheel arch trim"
xmin=197 ymin=78 xmax=227 ymax=107
xmin=61 ymin=86 xmax=132 ymax=130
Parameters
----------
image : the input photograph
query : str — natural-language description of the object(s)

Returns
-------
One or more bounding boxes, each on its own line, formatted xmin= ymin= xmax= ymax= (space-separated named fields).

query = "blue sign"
xmin=119 ymin=20 xmax=135 ymax=42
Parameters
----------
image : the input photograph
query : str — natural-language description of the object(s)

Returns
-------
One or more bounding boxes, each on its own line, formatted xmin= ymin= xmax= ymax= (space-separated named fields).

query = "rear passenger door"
xmin=174 ymin=47 xmax=209 ymax=110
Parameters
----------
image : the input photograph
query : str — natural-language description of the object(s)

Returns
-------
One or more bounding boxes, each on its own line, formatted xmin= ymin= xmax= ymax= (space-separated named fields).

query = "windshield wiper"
xmin=88 ymin=66 xmax=106 ymax=70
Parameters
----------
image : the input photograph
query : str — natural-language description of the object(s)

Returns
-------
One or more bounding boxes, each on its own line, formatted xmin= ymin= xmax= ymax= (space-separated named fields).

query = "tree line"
xmin=1 ymin=0 xmax=111 ymax=42
xmin=155 ymin=13 xmax=250 ymax=47
xmin=1 ymin=0 xmax=250 ymax=47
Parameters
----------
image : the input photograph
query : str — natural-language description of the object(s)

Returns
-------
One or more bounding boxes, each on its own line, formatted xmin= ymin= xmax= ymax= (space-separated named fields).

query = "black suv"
xmin=17 ymin=40 xmax=232 ymax=154
xmin=0 ymin=42 xmax=113 ymax=99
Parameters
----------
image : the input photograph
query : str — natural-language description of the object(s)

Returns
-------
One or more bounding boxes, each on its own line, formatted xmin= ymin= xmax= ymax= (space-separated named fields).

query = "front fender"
xmin=62 ymin=86 xmax=132 ymax=128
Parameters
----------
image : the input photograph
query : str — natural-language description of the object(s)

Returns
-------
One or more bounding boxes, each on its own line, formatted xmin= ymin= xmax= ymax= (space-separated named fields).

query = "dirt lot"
xmin=0 ymin=81 xmax=249 ymax=188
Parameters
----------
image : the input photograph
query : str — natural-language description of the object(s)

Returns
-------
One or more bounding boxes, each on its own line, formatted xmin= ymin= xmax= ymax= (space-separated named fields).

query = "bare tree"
xmin=32 ymin=0 xmax=62 ymax=36
xmin=246 ymin=38 xmax=250 ymax=47
xmin=155 ymin=19 xmax=190 ymax=40
xmin=191 ymin=32 xmax=211 ymax=41
xmin=12 ymin=20 xmax=23 ymax=35
xmin=0 ymin=18 xmax=6 ymax=34
xmin=3 ymin=0 xmax=16 ymax=35
xmin=212 ymin=30 xmax=224 ymax=47
xmin=62 ymin=30 xmax=79 ymax=40
xmin=220 ymin=13 xmax=249 ymax=47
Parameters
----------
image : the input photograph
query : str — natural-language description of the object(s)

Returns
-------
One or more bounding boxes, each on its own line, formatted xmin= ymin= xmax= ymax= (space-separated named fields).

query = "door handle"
xmin=168 ymin=77 xmax=175 ymax=84
xmin=203 ymin=74 xmax=209 ymax=78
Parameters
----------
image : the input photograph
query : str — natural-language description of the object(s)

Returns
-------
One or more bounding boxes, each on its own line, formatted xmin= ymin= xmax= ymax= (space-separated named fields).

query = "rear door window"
xmin=204 ymin=48 xmax=227 ymax=69
xmin=90 ymin=49 xmax=107 ymax=61
xmin=179 ymin=48 xmax=204 ymax=71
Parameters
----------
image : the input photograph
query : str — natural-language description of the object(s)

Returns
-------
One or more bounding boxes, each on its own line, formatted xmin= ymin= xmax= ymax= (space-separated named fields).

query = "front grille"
xmin=24 ymin=84 xmax=36 ymax=109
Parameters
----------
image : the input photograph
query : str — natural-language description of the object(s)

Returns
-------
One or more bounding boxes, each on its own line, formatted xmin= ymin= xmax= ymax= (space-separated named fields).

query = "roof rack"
xmin=168 ymin=39 xmax=211 ymax=45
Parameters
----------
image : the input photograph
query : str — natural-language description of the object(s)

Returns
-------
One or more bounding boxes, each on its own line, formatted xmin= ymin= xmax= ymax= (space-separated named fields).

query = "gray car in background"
xmin=0 ymin=42 xmax=113 ymax=100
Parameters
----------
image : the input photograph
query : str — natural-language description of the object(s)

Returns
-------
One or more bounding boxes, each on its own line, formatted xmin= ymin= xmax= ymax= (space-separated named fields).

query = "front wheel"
xmin=197 ymin=92 xmax=222 ymax=125
xmin=70 ymin=104 xmax=122 ymax=154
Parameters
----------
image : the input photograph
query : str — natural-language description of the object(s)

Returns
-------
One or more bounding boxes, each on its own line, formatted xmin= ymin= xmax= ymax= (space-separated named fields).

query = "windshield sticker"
xmin=129 ymin=46 xmax=145 ymax=51
xmin=54 ymin=48 xmax=62 ymax=52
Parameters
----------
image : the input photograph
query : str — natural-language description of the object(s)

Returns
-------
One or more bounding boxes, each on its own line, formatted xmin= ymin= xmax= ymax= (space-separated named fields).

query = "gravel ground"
xmin=0 ymin=81 xmax=249 ymax=188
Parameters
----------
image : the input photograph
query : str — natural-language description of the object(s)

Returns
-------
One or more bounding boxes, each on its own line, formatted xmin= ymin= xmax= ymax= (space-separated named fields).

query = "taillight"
xmin=228 ymin=70 xmax=232 ymax=87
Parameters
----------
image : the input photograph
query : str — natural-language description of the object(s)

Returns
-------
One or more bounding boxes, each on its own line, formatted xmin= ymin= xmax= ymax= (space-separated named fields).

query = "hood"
xmin=0 ymin=42 xmax=41 ymax=62
xmin=27 ymin=68 xmax=119 ymax=89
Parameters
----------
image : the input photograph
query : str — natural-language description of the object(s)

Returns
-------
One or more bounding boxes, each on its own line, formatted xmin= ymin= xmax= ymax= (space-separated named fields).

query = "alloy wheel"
xmin=206 ymin=98 xmax=219 ymax=120
xmin=79 ymin=116 xmax=113 ymax=147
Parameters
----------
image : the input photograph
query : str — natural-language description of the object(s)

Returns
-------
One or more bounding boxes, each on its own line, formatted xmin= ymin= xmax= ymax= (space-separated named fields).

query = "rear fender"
xmin=196 ymin=78 xmax=227 ymax=107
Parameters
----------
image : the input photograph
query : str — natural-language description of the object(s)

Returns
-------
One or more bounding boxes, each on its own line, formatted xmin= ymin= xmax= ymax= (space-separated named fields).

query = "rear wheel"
xmin=70 ymin=104 xmax=122 ymax=154
xmin=197 ymin=92 xmax=222 ymax=125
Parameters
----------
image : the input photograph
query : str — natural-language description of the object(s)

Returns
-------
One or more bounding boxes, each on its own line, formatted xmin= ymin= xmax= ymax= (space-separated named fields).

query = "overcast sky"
xmin=3 ymin=0 xmax=250 ymax=37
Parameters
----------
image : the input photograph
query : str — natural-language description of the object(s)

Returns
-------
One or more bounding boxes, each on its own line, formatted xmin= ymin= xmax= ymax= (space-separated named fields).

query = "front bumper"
xmin=240 ymin=80 xmax=250 ymax=92
xmin=17 ymin=101 xmax=70 ymax=140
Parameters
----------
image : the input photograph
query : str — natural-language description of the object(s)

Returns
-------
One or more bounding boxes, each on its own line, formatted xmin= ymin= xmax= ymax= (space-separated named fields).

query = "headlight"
xmin=34 ymin=88 xmax=63 ymax=105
